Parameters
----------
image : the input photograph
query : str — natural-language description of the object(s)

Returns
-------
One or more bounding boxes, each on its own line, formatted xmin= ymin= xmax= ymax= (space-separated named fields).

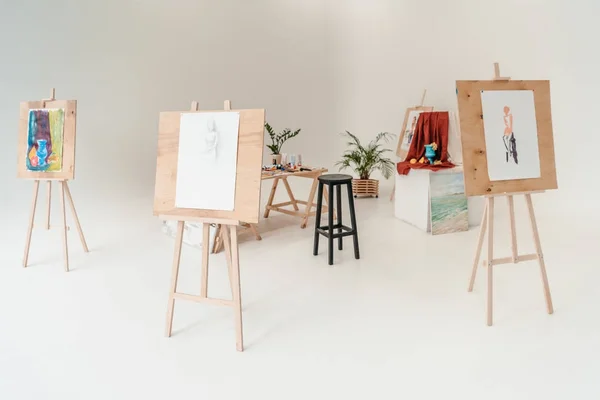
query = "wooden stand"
xmin=22 ymin=89 xmax=89 ymax=272
xmin=163 ymin=100 xmax=247 ymax=351
xmin=165 ymin=219 xmax=244 ymax=351
xmin=391 ymin=89 xmax=430 ymax=202
xmin=467 ymin=192 xmax=553 ymax=325
xmin=263 ymin=168 xmax=331 ymax=229
xmin=466 ymin=64 xmax=553 ymax=325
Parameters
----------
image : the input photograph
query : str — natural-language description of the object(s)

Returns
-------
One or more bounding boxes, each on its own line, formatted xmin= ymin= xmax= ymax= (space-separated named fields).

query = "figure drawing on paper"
xmin=502 ymin=106 xmax=518 ymax=164
xmin=407 ymin=115 xmax=418 ymax=146
xmin=401 ymin=113 xmax=421 ymax=151
xmin=203 ymin=117 xmax=219 ymax=159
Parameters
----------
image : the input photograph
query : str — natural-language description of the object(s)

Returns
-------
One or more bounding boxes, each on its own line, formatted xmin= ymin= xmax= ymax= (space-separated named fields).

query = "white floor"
xmin=1 ymin=187 xmax=599 ymax=399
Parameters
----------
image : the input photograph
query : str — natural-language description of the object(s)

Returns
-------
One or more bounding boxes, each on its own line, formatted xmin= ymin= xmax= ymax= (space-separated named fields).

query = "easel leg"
xmin=525 ymin=194 xmax=554 ymax=314
xmin=165 ymin=221 xmax=185 ymax=337
xmin=468 ymin=201 xmax=488 ymax=291
xmin=23 ymin=180 xmax=41 ymax=268
xmin=201 ymin=223 xmax=210 ymax=298
xmin=229 ymin=225 xmax=244 ymax=351
xmin=64 ymin=181 xmax=89 ymax=252
xmin=248 ymin=224 xmax=262 ymax=241
xmin=264 ymin=178 xmax=280 ymax=218
xmin=389 ymin=182 xmax=395 ymax=202
xmin=301 ymin=177 xmax=319 ymax=229
xmin=59 ymin=181 xmax=70 ymax=272
xmin=507 ymin=195 xmax=518 ymax=262
xmin=221 ymin=225 xmax=235 ymax=298
xmin=486 ymin=197 xmax=495 ymax=326
xmin=45 ymin=181 xmax=51 ymax=230
xmin=282 ymin=177 xmax=299 ymax=211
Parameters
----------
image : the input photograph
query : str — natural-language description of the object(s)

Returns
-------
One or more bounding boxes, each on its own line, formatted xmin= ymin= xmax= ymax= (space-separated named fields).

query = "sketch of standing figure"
xmin=407 ymin=115 xmax=418 ymax=145
xmin=503 ymin=106 xmax=518 ymax=164
xmin=203 ymin=117 xmax=219 ymax=159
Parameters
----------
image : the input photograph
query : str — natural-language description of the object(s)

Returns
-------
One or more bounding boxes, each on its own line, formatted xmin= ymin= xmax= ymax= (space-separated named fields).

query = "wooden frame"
xmin=18 ymin=95 xmax=77 ymax=180
xmin=468 ymin=193 xmax=553 ymax=325
xmin=456 ymin=79 xmax=557 ymax=196
xmin=153 ymin=107 xmax=265 ymax=224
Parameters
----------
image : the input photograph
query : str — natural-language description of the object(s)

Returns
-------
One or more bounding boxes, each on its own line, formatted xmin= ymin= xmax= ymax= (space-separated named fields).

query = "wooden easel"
xmin=164 ymin=100 xmax=248 ymax=351
xmin=391 ymin=89 xmax=429 ymax=201
xmin=466 ymin=64 xmax=553 ymax=326
xmin=23 ymin=89 xmax=89 ymax=272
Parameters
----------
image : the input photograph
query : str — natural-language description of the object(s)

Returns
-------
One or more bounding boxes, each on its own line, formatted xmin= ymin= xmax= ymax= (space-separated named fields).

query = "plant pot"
xmin=352 ymin=179 xmax=379 ymax=198
xmin=271 ymin=154 xmax=282 ymax=165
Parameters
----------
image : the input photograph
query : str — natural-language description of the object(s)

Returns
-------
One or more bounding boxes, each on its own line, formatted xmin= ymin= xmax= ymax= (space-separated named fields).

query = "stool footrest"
xmin=316 ymin=224 xmax=355 ymax=239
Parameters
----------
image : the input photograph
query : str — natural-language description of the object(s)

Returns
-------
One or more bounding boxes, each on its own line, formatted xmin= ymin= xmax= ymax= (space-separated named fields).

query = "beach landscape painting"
xmin=429 ymin=171 xmax=468 ymax=235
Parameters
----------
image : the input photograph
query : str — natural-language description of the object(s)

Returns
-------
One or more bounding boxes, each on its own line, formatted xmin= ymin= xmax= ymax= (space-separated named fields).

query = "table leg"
xmin=301 ymin=177 xmax=320 ymax=229
xmin=264 ymin=178 xmax=280 ymax=218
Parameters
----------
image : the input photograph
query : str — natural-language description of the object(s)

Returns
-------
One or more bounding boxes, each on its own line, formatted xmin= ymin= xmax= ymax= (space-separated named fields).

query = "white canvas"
xmin=400 ymin=110 xmax=425 ymax=151
xmin=480 ymin=90 xmax=541 ymax=181
xmin=175 ymin=112 xmax=240 ymax=210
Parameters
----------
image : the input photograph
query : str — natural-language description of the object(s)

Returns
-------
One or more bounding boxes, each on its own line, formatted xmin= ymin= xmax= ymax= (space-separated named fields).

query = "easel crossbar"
xmin=173 ymin=292 xmax=234 ymax=307
xmin=482 ymin=253 xmax=538 ymax=266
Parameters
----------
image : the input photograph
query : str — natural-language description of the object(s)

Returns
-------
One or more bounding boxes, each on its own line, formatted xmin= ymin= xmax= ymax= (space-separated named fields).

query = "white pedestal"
xmin=394 ymin=167 xmax=484 ymax=232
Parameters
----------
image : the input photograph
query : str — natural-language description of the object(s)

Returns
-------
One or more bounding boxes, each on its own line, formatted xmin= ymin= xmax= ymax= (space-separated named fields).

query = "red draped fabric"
xmin=396 ymin=111 xmax=454 ymax=175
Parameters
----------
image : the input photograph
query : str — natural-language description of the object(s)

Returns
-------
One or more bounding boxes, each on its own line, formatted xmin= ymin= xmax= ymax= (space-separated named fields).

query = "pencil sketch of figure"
xmin=203 ymin=117 xmax=219 ymax=159
xmin=407 ymin=115 xmax=418 ymax=145
xmin=503 ymin=106 xmax=518 ymax=164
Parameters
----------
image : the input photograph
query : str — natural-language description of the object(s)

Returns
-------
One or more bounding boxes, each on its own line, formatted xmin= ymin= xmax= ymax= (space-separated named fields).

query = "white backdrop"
xmin=1 ymin=0 xmax=598 ymax=221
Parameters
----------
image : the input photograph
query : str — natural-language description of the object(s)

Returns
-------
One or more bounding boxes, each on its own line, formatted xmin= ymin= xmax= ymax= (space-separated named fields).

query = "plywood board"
xmin=396 ymin=106 xmax=433 ymax=160
xmin=17 ymin=100 xmax=77 ymax=180
xmin=153 ymin=108 xmax=265 ymax=224
xmin=456 ymin=80 xmax=557 ymax=196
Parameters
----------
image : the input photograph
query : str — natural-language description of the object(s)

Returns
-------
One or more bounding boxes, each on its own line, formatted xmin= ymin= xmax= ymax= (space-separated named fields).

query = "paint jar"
xmin=281 ymin=153 xmax=288 ymax=165
xmin=297 ymin=154 xmax=302 ymax=166
xmin=290 ymin=154 xmax=296 ymax=166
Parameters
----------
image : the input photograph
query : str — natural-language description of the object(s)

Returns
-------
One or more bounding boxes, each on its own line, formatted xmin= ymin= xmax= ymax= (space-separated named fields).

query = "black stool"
xmin=313 ymin=174 xmax=360 ymax=265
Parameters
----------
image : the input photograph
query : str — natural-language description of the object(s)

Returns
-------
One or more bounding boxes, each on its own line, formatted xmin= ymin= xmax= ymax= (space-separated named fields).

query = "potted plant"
xmin=265 ymin=123 xmax=301 ymax=165
xmin=336 ymin=131 xmax=395 ymax=198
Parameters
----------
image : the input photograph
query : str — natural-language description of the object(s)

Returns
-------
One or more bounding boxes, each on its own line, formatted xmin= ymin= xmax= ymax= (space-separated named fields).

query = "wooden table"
xmin=211 ymin=168 xmax=330 ymax=254
xmin=262 ymin=167 xmax=330 ymax=229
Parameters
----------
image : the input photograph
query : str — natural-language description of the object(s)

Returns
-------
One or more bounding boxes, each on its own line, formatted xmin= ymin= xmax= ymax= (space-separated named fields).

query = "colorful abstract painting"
xmin=429 ymin=171 xmax=468 ymax=235
xmin=26 ymin=108 xmax=65 ymax=172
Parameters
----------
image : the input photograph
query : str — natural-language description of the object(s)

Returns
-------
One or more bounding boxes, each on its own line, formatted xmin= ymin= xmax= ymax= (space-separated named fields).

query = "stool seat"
xmin=318 ymin=174 xmax=353 ymax=184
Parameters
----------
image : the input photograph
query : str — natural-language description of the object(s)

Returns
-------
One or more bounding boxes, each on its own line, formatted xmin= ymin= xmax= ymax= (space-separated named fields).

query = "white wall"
xmin=1 ymin=0 xmax=598 ymax=219
xmin=325 ymin=0 xmax=600 ymax=217
xmin=0 ymin=0 xmax=333 ymax=212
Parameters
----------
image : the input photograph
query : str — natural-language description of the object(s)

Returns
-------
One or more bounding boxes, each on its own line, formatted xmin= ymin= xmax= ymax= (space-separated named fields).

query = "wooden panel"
xmin=396 ymin=106 xmax=433 ymax=159
xmin=456 ymin=80 xmax=557 ymax=196
xmin=17 ymin=100 xmax=77 ymax=180
xmin=153 ymin=108 xmax=265 ymax=224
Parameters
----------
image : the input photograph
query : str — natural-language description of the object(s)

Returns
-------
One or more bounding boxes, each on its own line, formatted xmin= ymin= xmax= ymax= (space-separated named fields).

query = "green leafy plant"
xmin=336 ymin=131 xmax=396 ymax=180
xmin=265 ymin=123 xmax=301 ymax=154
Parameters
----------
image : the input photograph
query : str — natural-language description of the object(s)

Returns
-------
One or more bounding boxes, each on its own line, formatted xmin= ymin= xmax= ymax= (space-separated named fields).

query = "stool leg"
xmin=327 ymin=183 xmax=334 ymax=265
xmin=336 ymin=184 xmax=342 ymax=250
xmin=313 ymin=182 xmax=324 ymax=256
xmin=346 ymin=182 xmax=360 ymax=259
